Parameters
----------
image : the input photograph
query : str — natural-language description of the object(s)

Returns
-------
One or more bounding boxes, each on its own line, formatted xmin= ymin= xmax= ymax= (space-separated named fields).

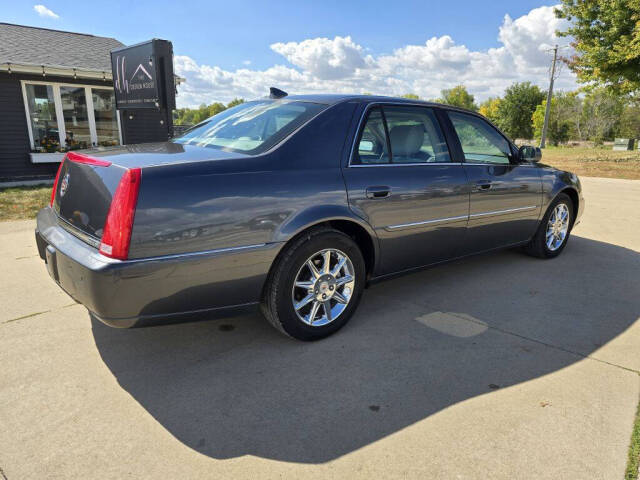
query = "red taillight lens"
xmin=99 ymin=168 xmax=141 ymax=260
xmin=66 ymin=151 xmax=112 ymax=167
xmin=50 ymin=159 xmax=65 ymax=206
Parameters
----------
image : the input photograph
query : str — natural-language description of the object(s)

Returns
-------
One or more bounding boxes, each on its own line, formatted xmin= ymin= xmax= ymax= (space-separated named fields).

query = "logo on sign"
xmin=60 ymin=172 xmax=70 ymax=197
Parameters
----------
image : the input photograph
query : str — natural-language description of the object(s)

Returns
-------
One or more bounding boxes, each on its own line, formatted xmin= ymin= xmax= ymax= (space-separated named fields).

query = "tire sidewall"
xmin=274 ymin=232 xmax=366 ymax=340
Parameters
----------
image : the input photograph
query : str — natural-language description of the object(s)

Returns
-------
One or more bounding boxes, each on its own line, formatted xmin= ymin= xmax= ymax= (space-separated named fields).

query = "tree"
xmin=555 ymin=0 xmax=640 ymax=94
xmin=495 ymin=82 xmax=545 ymax=139
xmin=617 ymin=101 xmax=640 ymax=138
xmin=580 ymin=88 xmax=623 ymax=143
xmin=226 ymin=98 xmax=245 ymax=108
xmin=401 ymin=93 xmax=420 ymax=99
xmin=555 ymin=91 xmax=584 ymax=140
xmin=532 ymin=98 xmax=570 ymax=145
xmin=478 ymin=97 xmax=502 ymax=123
xmin=173 ymin=98 xmax=245 ymax=125
xmin=439 ymin=85 xmax=477 ymax=110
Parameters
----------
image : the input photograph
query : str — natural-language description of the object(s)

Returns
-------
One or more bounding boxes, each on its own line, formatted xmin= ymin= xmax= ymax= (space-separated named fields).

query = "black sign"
xmin=110 ymin=39 xmax=175 ymax=110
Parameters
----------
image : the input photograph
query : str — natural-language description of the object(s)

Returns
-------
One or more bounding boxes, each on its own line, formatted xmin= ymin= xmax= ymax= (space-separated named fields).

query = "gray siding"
xmin=0 ymin=73 xmax=58 ymax=182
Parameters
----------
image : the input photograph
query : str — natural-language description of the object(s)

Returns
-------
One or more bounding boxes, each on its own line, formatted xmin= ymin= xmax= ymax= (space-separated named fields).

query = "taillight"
xmin=66 ymin=151 xmax=112 ymax=167
xmin=99 ymin=168 xmax=141 ymax=260
xmin=50 ymin=158 xmax=65 ymax=206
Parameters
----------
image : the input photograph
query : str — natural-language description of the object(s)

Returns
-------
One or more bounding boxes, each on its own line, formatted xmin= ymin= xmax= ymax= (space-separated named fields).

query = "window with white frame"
xmin=22 ymin=81 xmax=122 ymax=156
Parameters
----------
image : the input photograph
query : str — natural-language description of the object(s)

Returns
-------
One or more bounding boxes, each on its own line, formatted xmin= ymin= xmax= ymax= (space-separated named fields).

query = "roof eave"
xmin=0 ymin=61 xmax=185 ymax=85
xmin=0 ymin=61 xmax=113 ymax=80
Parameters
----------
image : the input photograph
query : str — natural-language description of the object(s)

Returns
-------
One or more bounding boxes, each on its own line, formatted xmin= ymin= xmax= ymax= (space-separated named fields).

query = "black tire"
xmin=524 ymin=192 xmax=574 ymax=258
xmin=260 ymin=227 xmax=366 ymax=340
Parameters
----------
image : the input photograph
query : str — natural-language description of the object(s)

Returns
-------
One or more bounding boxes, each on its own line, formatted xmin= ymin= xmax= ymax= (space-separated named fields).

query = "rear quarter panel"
xmin=128 ymin=101 xmax=359 ymax=259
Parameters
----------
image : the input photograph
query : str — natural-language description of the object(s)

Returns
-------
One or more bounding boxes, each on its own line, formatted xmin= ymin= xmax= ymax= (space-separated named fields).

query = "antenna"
xmin=269 ymin=87 xmax=288 ymax=99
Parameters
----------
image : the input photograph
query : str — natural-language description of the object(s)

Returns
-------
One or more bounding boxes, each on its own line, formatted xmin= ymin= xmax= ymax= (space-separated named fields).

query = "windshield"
xmin=173 ymin=100 xmax=326 ymax=154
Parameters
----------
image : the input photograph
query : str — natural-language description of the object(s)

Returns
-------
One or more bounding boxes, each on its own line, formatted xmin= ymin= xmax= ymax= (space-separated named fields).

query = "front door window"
xmin=448 ymin=111 xmax=511 ymax=164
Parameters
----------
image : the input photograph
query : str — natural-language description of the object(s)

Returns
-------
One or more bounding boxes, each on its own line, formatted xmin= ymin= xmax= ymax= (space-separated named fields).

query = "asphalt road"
xmin=1 ymin=177 xmax=639 ymax=479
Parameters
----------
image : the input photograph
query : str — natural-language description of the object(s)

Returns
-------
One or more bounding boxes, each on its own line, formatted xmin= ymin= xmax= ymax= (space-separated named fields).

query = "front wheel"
xmin=260 ymin=228 xmax=366 ymax=340
xmin=524 ymin=193 xmax=573 ymax=258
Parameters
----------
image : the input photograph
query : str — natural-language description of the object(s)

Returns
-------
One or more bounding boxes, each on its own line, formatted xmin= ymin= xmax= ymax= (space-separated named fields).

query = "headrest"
xmin=389 ymin=124 xmax=424 ymax=156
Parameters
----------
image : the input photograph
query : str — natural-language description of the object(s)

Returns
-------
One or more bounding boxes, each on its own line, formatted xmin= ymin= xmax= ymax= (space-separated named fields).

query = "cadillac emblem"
xmin=60 ymin=173 xmax=70 ymax=197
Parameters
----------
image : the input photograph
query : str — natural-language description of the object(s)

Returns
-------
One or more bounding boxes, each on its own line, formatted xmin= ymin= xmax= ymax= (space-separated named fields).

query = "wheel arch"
xmin=272 ymin=206 xmax=379 ymax=278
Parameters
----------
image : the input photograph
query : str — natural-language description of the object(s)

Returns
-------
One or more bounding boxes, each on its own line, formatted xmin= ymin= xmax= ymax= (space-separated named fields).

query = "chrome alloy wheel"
xmin=546 ymin=203 xmax=570 ymax=251
xmin=291 ymin=248 xmax=356 ymax=326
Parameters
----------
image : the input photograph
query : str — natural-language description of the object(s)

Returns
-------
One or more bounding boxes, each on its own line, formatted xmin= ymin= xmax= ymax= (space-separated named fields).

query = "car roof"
xmin=280 ymin=94 xmax=478 ymax=115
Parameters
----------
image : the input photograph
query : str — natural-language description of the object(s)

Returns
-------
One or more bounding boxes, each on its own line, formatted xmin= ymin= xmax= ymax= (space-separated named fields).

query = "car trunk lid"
xmin=52 ymin=152 xmax=128 ymax=243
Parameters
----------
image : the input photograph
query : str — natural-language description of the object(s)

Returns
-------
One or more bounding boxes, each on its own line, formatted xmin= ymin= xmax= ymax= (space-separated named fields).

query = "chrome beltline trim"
xmin=386 ymin=205 xmax=538 ymax=230
xmin=386 ymin=214 xmax=469 ymax=230
xmin=469 ymin=205 xmax=538 ymax=218
xmin=350 ymin=162 xmax=463 ymax=167
xmin=125 ymin=243 xmax=269 ymax=263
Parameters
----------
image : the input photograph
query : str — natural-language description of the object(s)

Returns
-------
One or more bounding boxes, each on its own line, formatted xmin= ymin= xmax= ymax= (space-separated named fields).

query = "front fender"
xmin=539 ymin=166 xmax=584 ymax=224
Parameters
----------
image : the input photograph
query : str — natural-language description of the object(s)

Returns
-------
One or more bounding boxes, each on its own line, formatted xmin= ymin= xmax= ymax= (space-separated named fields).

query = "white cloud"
xmin=242 ymin=60 xmax=251 ymax=65
xmin=33 ymin=4 xmax=59 ymax=19
xmin=174 ymin=4 xmax=575 ymax=108
xmin=270 ymin=35 xmax=372 ymax=80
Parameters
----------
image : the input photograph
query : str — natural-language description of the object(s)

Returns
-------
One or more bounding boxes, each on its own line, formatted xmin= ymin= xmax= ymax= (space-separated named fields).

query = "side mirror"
xmin=519 ymin=145 xmax=542 ymax=163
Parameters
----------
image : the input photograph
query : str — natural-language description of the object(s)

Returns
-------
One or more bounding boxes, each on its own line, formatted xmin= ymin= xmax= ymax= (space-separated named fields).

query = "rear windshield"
xmin=173 ymin=100 xmax=326 ymax=154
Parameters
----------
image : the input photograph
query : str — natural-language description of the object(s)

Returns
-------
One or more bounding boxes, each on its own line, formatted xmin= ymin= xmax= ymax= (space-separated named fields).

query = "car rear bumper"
xmin=36 ymin=207 xmax=282 ymax=328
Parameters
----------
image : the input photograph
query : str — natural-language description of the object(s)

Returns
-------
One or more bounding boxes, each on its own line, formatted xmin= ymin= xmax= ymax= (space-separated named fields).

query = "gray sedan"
xmin=36 ymin=92 xmax=584 ymax=340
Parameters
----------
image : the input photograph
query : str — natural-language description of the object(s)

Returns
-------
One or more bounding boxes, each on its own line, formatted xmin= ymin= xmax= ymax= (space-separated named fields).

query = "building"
xmin=0 ymin=23 xmax=177 ymax=185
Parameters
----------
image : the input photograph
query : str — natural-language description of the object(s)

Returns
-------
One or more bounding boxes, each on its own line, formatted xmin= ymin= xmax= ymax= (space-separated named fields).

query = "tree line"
xmin=174 ymin=98 xmax=245 ymax=126
xmin=401 ymin=83 xmax=640 ymax=145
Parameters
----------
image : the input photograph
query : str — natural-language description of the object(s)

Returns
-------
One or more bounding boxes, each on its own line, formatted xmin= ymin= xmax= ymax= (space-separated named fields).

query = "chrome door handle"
xmin=365 ymin=186 xmax=391 ymax=199
xmin=475 ymin=180 xmax=492 ymax=191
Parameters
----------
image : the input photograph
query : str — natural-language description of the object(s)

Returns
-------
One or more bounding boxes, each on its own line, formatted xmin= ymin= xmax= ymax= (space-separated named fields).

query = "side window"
xmin=448 ymin=111 xmax=511 ymax=164
xmin=384 ymin=106 xmax=450 ymax=163
xmin=355 ymin=108 xmax=390 ymax=164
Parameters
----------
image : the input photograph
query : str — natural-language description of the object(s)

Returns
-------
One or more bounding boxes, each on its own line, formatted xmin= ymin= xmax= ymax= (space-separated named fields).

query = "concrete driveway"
xmin=1 ymin=177 xmax=639 ymax=479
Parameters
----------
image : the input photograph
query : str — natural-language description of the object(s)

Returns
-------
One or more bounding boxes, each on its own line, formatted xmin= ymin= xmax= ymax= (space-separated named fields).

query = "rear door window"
xmin=352 ymin=105 xmax=451 ymax=165
xmin=354 ymin=107 xmax=390 ymax=164
xmin=384 ymin=106 xmax=450 ymax=163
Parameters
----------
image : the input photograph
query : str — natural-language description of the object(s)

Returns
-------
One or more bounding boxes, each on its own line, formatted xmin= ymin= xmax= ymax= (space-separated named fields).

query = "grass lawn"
xmin=541 ymin=146 xmax=640 ymax=180
xmin=0 ymin=186 xmax=51 ymax=221
xmin=627 ymin=391 xmax=640 ymax=480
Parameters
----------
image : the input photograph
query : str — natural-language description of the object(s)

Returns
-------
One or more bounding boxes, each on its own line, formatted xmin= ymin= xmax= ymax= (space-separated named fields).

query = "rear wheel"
xmin=524 ymin=193 xmax=573 ymax=258
xmin=260 ymin=228 xmax=365 ymax=340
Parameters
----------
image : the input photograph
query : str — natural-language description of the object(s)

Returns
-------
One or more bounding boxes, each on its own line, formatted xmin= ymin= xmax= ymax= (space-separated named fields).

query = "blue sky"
xmin=1 ymin=1 xmax=575 ymax=107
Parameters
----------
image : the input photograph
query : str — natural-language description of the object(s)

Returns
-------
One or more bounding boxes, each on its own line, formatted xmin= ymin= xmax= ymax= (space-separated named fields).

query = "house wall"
xmin=0 ymin=72 xmax=171 ymax=183
xmin=0 ymin=72 xmax=59 ymax=182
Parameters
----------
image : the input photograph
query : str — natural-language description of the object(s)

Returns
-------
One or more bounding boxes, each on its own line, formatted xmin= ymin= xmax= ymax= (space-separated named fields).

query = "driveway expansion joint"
xmin=444 ymin=309 xmax=640 ymax=375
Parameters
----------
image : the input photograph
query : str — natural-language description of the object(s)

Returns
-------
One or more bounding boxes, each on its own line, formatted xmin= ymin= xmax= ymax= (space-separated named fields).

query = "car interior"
xmin=356 ymin=107 xmax=451 ymax=164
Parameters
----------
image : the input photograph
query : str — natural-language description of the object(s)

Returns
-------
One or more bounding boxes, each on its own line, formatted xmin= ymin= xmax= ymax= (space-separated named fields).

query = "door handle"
xmin=474 ymin=180 xmax=493 ymax=191
xmin=365 ymin=186 xmax=391 ymax=199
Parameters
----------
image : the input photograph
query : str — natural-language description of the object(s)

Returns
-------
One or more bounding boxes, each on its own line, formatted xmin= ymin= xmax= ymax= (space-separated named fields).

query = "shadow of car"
xmin=90 ymin=236 xmax=639 ymax=463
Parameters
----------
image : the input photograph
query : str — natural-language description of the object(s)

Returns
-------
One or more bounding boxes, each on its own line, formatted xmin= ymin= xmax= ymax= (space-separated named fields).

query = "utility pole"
xmin=540 ymin=44 xmax=558 ymax=149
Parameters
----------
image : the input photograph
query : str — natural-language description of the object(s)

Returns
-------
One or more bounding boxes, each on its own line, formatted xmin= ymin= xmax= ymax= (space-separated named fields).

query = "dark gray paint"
xmin=37 ymin=94 xmax=584 ymax=327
